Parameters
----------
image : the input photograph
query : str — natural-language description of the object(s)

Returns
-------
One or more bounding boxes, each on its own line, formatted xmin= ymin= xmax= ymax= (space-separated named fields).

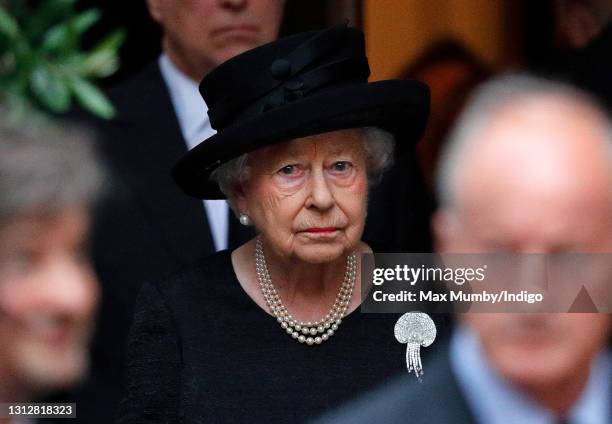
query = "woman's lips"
xmin=28 ymin=325 xmax=75 ymax=347
xmin=303 ymin=227 xmax=338 ymax=234
xmin=22 ymin=316 xmax=80 ymax=347
xmin=42 ymin=328 xmax=73 ymax=346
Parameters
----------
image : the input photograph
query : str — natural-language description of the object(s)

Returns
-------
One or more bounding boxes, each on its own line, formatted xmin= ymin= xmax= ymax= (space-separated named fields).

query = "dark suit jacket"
xmin=313 ymin=343 xmax=476 ymax=424
xmin=316 ymin=343 xmax=612 ymax=424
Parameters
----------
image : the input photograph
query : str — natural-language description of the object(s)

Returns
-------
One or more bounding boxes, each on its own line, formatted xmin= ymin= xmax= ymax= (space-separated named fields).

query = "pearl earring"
xmin=239 ymin=213 xmax=251 ymax=226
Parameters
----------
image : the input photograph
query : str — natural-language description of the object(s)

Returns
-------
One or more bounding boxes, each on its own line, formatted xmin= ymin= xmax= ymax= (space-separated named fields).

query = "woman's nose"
xmin=219 ymin=0 xmax=248 ymax=11
xmin=39 ymin=256 xmax=99 ymax=318
xmin=306 ymin=170 xmax=334 ymax=211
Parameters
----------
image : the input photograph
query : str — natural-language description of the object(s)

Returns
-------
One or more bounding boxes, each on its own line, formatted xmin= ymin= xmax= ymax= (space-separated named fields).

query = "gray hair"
xmin=211 ymin=126 xmax=395 ymax=214
xmin=436 ymin=73 xmax=612 ymax=208
xmin=0 ymin=117 xmax=106 ymax=222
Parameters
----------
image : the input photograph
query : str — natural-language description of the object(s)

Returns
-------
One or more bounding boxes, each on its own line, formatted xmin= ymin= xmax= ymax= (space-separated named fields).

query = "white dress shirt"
xmin=450 ymin=325 xmax=610 ymax=424
xmin=158 ymin=53 xmax=229 ymax=251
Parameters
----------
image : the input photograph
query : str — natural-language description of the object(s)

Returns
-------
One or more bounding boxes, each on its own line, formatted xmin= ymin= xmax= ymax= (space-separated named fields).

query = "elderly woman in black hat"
xmin=119 ymin=24 xmax=429 ymax=423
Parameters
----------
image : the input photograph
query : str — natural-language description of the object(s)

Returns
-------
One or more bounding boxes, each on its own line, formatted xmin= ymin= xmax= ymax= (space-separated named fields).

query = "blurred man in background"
xmin=555 ymin=0 xmax=610 ymax=50
xmin=87 ymin=1 xmax=286 ymax=421
xmin=555 ymin=0 xmax=612 ymax=110
xmin=432 ymin=75 xmax=612 ymax=424
xmin=0 ymin=119 xmax=104 ymax=415
xmin=316 ymin=75 xmax=612 ymax=424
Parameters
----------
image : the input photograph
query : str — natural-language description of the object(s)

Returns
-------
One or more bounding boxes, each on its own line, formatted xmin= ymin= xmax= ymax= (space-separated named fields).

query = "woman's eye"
xmin=331 ymin=161 xmax=352 ymax=173
xmin=278 ymin=164 xmax=300 ymax=175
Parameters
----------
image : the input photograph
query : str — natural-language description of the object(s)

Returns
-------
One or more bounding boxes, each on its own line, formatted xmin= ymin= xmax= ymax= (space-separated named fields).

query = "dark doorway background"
xmin=519 ymin=0 xmax=559 ymax=71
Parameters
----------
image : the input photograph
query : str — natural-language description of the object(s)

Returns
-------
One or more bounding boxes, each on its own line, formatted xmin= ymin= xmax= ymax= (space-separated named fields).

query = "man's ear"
xmin=145 ymin=0 xmax=164 ymax=23
xmin=431 ymin=209 xmax=461 ymax=253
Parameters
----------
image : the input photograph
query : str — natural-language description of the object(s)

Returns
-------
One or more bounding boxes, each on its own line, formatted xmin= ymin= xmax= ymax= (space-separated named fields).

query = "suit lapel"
xmin=426 ymin=347 xmax=477 ymax=424
xmin=114 ymin=63 xmax=216 ymax=264
xmin=385 ymin=343 xmax=476 ymax=424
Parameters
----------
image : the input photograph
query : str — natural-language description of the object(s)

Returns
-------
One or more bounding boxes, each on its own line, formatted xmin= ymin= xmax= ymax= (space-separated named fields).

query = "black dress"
xmin=118 ymin=250 xmax=410 ymax=423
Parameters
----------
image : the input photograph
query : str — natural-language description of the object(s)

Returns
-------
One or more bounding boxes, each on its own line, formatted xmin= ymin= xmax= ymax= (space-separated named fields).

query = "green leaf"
xmin=80 ymin=49 xmax=118 ymax=78
xmin=41 ymin=9 xmax=100 ymax=53
xmin=25 ymin=0 xmax=77 ymax=40
xmin=71 ymin=9 xmax=100 ymax=34
xmin=41 ymin=22 xmax=71 ymax=53
xmin=0 ymin=5 xmax=20 ymax=40
xmin=80 ymin=30 xmax=125 ymax=78
xmin=30 ymin=65 xmax=71 ymax=112
xmin=69 ymin=77 xmax=115 ymax=119
xmin=91 ymin=29 xmax=125 ymax=53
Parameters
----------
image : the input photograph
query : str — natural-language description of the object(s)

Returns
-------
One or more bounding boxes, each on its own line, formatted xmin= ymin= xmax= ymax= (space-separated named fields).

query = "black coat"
xmin=80 ymin=60 xmax=432 ymax=423
xmin=117 ymin=250 xmax=446 ymax=423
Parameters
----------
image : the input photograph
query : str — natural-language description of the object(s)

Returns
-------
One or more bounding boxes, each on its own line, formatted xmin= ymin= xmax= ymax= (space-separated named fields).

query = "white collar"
xmin=158 ymin=53 xmax=227 ymax=252
xmin=158 ymin=53 xmax=216 ymax=149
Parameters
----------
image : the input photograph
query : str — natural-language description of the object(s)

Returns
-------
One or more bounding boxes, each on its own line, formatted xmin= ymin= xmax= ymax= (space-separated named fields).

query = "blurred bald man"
xmin=315 ymin=75 xmax=612 ymax=424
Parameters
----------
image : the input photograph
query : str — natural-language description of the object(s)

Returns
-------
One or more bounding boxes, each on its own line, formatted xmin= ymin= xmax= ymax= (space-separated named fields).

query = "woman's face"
xmin=236 ymin=129 xmax=368 ymax=264
xmin=0 ymin=208 xmax=99 ymax=395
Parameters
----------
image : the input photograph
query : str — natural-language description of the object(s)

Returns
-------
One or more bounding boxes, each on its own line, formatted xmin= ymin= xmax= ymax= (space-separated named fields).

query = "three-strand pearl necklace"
xmin=254 ymin=238 xmax=357 ymax=346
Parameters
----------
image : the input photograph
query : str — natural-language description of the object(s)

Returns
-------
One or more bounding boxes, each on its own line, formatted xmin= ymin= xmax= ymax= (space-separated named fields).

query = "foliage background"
xmin=0 ymin=0 xmax=124 ymax=122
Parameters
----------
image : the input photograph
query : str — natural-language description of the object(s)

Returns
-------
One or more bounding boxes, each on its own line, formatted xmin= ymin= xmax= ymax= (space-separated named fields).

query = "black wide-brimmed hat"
xmin=172 ymin=23 xmax=430 ymax=199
